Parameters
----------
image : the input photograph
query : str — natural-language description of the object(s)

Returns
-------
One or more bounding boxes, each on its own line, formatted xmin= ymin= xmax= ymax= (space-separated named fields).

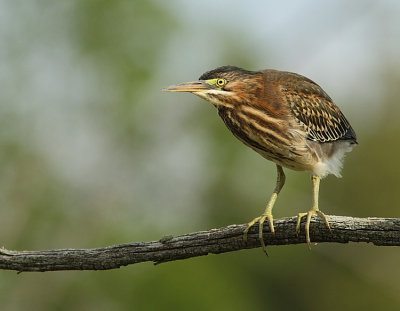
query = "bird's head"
xmin=163 ymin=66 xmax=262 ymax=108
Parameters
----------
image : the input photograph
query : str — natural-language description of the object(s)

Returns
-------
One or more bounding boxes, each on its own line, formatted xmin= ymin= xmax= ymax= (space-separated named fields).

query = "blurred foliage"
xmin=1 ymin=1 xmax=400 ymax=311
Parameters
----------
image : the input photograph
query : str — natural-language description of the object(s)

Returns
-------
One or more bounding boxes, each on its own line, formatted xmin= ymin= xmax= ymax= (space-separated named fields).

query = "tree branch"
xmin=1 ymin=215 xmax=400 ymax=273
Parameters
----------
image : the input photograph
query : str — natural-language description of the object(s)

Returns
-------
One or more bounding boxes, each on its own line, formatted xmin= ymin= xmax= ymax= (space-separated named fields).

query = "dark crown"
xmin=199 ymin=66 xmax=257 ymax=80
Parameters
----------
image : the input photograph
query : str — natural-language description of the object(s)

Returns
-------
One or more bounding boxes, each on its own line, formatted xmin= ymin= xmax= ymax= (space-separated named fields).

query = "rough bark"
xmin=1 ymin=215 xmax=399 ymax=273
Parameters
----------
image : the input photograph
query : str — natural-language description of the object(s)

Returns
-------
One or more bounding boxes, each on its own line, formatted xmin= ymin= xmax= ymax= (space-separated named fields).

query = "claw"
xmin=243 ymin=212 xmax=274 ymax=254
xmin=296 ymin=212 xmax=307 ymax=236
xmin=243 ymin=217 xmax=260 ymax=243
xmin=296 ymin=208 xmax=331 ymax=249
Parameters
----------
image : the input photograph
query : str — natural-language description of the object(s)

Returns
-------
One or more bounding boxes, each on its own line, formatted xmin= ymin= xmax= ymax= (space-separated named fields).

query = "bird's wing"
xmin=275 ymin=72 xmax=357 ymax=143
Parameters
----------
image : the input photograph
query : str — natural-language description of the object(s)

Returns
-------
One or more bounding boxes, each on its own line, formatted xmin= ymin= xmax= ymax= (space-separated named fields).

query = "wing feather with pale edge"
xmin=273 ymin=71 xmax=357 ymax=143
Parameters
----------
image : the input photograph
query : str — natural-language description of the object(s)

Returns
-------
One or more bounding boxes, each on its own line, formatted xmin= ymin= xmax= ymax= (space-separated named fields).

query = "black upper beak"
xmin=162 ymin=80 xmax=212 ymax=92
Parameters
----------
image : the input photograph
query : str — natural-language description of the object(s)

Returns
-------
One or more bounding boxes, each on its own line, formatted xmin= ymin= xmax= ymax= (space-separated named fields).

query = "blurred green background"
xmin=1 ymin=0 xmax=400 ymax=310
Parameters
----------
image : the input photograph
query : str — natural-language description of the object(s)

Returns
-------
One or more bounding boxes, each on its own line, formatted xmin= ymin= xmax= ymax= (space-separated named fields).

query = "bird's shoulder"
xmin=261 ymin=69 xmax=357 ymax=144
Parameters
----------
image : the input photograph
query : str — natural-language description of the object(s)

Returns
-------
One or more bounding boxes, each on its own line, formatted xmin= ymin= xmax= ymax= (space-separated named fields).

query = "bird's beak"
xmin=162 ymin=80 xmax=212 ymax=93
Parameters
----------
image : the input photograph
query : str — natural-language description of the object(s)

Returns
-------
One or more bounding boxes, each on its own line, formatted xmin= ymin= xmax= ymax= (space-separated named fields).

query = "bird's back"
xmin=262 ymin=69 xmax=357 ymax=144
xmin=259 ymin=69 xmax=357 ymax=177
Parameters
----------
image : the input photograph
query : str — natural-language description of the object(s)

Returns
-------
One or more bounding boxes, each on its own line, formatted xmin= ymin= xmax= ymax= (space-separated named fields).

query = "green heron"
xmin=163 ymin=66 xmax=357 ymax=252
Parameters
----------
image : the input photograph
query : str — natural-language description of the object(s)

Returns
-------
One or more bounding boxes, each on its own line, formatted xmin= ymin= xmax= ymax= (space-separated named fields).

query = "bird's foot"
xmin=243 ymin=211 xmax=274 ymax=254
xmin=296 ymin=208 xmax=331 ymax=249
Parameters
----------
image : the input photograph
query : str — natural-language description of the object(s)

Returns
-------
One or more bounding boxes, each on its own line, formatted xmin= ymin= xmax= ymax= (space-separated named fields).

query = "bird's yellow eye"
xmin=216 ymin=78 xmax=227 ymax=87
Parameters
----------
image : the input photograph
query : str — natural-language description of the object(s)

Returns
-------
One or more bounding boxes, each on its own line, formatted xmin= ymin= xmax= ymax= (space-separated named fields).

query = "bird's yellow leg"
xmin=296 ymin=175 xmax=331 ymax=249
xmin=243 ymin=165 xmax=285 ymax=253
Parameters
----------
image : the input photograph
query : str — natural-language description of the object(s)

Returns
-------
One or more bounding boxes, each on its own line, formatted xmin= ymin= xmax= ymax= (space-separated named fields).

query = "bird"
xmin=163 ymin=65 xmax=357 ymax=252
